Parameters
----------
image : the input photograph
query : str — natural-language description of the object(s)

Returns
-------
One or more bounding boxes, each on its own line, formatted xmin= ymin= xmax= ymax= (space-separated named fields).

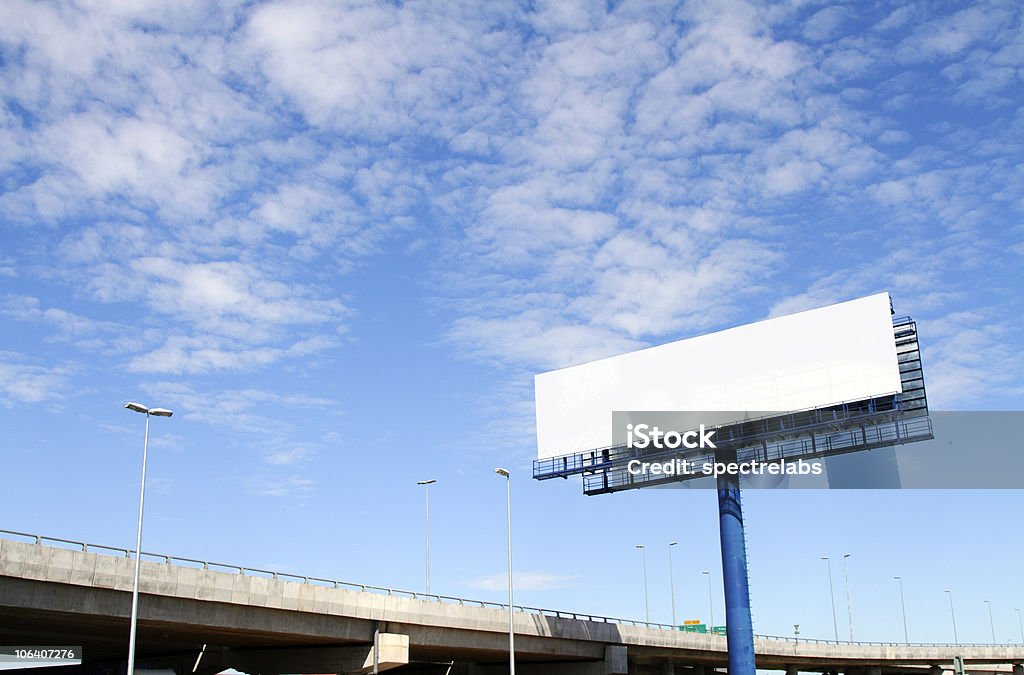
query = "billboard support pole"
xmin=717 ymin=447 xmax=755 ymax=675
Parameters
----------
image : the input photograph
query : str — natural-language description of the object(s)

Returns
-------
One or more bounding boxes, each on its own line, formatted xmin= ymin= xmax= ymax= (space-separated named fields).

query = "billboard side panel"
xmin=534 ymin=292 xmax=901 ymax=459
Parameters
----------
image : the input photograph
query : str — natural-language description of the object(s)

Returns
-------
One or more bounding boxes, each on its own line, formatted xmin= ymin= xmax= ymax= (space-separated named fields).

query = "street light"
xmin=946 ymin=590 xmax=959 ymax=645
xmin=494 ymin=468 xmax=514 ymax=675
xmin=668 ymin=542 xmax=678 ymax=627
xmin=894 ymin=576 xmax=908 ymax=644
xmin=985 ymin=600 xmax=996 ymax=644
xmin=843 ymin=554 xmax=853 ymax=642
xmin=636 ymin=545 xmax=649 ymax=623
xmin=123 ymin=402 xmax=173 ymax=675
xmin=416 ymin=480 xmax=436 ymax=595
xmin=822 ymin=557 xmax=838 ymax=642
xmin=703 ymin=570 xmax=714 ymax=628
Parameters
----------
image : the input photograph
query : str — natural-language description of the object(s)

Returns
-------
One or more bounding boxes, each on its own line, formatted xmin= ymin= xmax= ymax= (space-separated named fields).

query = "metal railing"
xmin=0 ymin=528 xmax=1017 ymax=649
xmin=534 ymin=393 xmax=910 ymax=481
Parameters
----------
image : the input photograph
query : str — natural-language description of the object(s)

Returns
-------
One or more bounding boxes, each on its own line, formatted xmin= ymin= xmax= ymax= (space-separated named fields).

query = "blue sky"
xmin=1 ymin=0 xmax=1023 ymax=648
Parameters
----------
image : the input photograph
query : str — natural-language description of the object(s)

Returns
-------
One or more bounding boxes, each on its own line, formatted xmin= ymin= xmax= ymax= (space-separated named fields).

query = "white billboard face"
xmin=534 ymin=292 xmax=902 ymax=459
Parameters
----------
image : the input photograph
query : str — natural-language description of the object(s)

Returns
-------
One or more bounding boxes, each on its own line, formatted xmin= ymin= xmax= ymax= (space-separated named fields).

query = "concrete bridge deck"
xmin=1 ymin=533 xmax=1022 ymax=674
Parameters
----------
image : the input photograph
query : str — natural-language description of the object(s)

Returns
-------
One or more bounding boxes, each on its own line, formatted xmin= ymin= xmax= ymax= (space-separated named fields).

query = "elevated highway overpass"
xmin=1 ymin=531 xmax=1021 ymax=675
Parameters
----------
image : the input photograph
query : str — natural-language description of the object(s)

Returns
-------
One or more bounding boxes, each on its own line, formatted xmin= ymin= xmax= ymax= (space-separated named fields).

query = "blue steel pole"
xmin=717 ymin=452 xmax=755 ymax=675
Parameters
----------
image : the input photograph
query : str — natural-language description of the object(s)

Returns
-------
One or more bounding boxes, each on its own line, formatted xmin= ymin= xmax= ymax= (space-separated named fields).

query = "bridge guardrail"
xmin=0 ymin=528 xmax=1013 ymax=648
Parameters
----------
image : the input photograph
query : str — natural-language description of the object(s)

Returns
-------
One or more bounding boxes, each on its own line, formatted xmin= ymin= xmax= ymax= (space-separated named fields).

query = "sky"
xmin=1 ymin=0 xmax=1023 ymax=650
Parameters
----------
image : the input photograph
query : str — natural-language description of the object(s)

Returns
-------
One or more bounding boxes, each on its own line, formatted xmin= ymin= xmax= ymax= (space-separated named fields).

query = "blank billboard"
xmin=534 ymin=292 xmax=902 ymax=459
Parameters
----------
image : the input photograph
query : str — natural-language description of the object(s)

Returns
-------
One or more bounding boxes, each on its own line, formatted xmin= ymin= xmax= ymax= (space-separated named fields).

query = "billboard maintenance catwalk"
xmin=532 ymin=292 xmax=933 ymax=675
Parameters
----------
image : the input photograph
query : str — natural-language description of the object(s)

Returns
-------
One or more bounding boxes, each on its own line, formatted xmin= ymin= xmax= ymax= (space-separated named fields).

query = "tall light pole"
xmin=1015 ymin=608 xmax=1023 ymax=644
xmin=985 ymin=600 xmax=996 ymax=644
xmin=894 ymin=576 xmax=908 ymax=644
xmin=703 ymin=570 xmax=714 ymax=629
xmin=123 ymin=402 xmax=173 ymax=675
xmin=494 ymin=468 xmax=514 ymax=675
xmin=636 ymin=545 xmax=649 ymax=623
xmin=946 ymin=590 xmax=959 ymax=645
xmin=416 ymin=479 xmax=436 ymax=595
xmin=668 ymin=542 xmax=678 ymax=627
xmin=842 ymin=554 xmax=853 ymax=641
xmin=822 ymin=557 xmax=838 ymax=642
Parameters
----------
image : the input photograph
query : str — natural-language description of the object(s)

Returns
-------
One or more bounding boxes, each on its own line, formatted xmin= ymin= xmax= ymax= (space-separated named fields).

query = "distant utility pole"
xmin=416 ymin=479 xmax=436 ymax=595
xmin=822 ymin=557 xmax=838 ymax=642
xmin=946 ymin=590 xmax=959 ymax=645
xmin=894 ymin=576 xmax=908 ymax=644
xmin=843 ymin=554 xmax=853 ymax=641
xmin=668 ymin=542 xmax=678 ymax=626
xmin=703 ymin=570 xmax=714 ymax=628
xmin=636 ymin=545 xmax=649 ymax=623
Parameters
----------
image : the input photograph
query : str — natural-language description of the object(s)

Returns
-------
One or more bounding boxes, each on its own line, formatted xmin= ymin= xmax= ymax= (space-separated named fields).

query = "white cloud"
xmin=0 ymin=355 xmax=72 ymax=405
xmin=264 ymin=446 xmax=310 ymax=465
xmin=0 ymin=1 xmax=428 ymax=377
xmin=0 ymin=0 xmax=1021 ymax=418
xmin=918 ymin=311 xmax=1024 ymax=407
xmin=803 ymin=7 xmax=848 ymax=42
xmin=896 ymin=4 xmax=1009 ymax=62
xmin=468 ymin=571 xmax=577 ymax=592
xmin=242 ymin=474 xmax=316 ymax=498
xmin=449 ymin=312 xmax=645 ymax=372
xmin=140 ymin=382 xmax=335 ymax=432
xmin=139 ymin=382 xmax=334 ymax=496
xmin=1 ymin=295 xmax=162 ymax=356
xmin=439 ymin=1 xmax=834 ymax=371
xmin=240 ymin=0 xmax=510 ymax=137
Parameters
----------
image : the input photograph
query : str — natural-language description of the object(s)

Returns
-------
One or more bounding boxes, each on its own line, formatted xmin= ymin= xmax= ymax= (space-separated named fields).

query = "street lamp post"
xmin=416 ymin=479 xmax=436 ymax=595
xmin=494 ymin=468 xmax=514 ymax=675
xmin=946 ymin=590 xmax=959 ymax=645
xmin=985 ymin=600 xmax=996 ymax=644
xmin=703 ymin=570 xmax=714 ymax=629
xmin=843 ymin=554 xmax=853 ymax=641
xmin=822 ymin=557 xmax=838 ymax=642
xmin=636 ymin=545 xmax=649 ymax=623
xmin=668 ymin=542 xmax=678 ymax=627
xmin=894 ymin=576 xmax=908 ymax=644
xmin=123 ymin=402 xmax=173 ymax=675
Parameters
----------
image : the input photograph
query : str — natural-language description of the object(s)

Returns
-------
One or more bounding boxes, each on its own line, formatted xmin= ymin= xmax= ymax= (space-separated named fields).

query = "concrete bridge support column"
xmin=225 ymin=634 xmax=409 ymax=674
xmin=605 ymin=646 xmax=628 ymax=674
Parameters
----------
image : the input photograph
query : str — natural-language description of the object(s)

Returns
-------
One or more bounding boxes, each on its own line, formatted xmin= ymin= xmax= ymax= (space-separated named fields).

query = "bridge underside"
xmin=0 ymin=576 xmax=610 ymax=674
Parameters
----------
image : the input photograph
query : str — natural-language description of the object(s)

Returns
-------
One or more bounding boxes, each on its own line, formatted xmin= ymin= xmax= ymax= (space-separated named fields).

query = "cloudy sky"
xmin=1 ymin=0 xmax=1023 ymax=646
